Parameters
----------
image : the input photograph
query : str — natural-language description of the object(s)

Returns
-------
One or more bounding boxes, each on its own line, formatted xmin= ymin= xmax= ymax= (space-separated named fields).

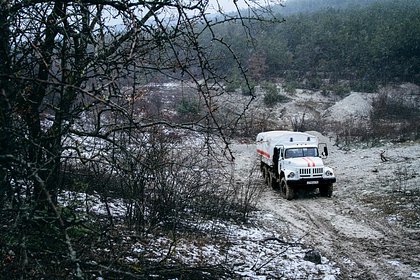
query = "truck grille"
xmin=299 ymin=168 xmax=323 ymax=178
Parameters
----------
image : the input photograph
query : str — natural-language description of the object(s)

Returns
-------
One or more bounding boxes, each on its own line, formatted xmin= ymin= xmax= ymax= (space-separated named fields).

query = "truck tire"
xmin=280 ymin=178 xmax=286 ymax=198
xmin=268 ymin=172 xmax=279 ymax=190
xmin=320 ymin=184 xmax=333 ymax=197
xmin=281 ymin=178 xmax=294 ymax=200
xmin=263 ymin=166 xmax=269 ymax=184
xmin=261 ymin=164 xmax=265 ymax=178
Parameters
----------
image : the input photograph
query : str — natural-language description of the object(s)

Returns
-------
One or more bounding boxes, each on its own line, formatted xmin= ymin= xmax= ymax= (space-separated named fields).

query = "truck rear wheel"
xmin=268 ymin=172 xmax=279 ymax=190
xmin=281 ymin=178 xmax=294 ymax=200
xmin=263 ymin=166 xmax=269 ymax=184
xmin=320 ymin=184 xmax=333 ymax=197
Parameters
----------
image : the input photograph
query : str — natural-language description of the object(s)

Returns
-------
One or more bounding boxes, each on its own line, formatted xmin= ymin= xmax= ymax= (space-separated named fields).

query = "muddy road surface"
xmin=232 ymin=135 xmax=420 ymax=279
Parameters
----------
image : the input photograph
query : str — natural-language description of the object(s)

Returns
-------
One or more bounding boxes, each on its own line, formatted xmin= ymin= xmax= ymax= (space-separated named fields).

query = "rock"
xmin=342 ymin=209 xmax=353 ymax=215
xmin=304 ymin=249 xmax=322 ymax=264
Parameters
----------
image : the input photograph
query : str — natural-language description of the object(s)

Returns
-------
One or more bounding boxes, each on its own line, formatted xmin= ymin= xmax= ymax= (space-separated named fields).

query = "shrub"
xmin=225 ymin=77 xmax=242 ymax=93
xmin=371 ymin=92 xmax=419 ymax=120
xmin=306 ymin=77 xmax=322 ymax=90
xmin=326 ymin=83 xmax=351 ymax=97
xmin=349 ymin=80 xmax=378 ymax=93
xmin=176 ymin=96 xmax=201 ymax=120
xmin=262 ymin=81 xmax=289 ymax=107
xmin=284 ymin=80 xmax=298 ymax=94
xmin=240 ymin=80 xmax=256 ymax=96
xmin=369 ymin=91 xmax=420 ymax=141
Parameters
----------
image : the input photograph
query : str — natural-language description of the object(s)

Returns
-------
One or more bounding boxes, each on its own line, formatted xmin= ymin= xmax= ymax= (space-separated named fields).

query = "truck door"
xmin=273 ymin=147 xmax=280 ymax=175
xmin=273 ymin=145 xmax=284 ymax=175
xmin=318 ymin=143 xmax=329 ymax=158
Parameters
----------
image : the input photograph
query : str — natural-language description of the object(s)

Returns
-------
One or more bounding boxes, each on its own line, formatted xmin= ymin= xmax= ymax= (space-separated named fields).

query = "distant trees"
xmin=211 ymin=0 xmax=420 ymax=87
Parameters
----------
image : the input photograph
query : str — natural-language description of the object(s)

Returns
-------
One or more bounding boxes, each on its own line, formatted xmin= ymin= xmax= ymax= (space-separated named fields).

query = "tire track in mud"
xmin=259 ymin=190 xmax=420 ymax=280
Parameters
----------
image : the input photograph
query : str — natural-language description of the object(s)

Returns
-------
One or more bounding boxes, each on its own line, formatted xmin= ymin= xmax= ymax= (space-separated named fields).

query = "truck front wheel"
xmin=281 ymin=178 xmax=294 ymax=200
xmin=320 ymin=184 xmax=333 ymax=197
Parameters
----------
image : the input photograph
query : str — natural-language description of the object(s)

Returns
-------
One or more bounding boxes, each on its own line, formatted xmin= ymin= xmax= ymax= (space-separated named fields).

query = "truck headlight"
xmin=288 ymin=172 xmax=295 ymax=178
xmin=325 ymin=170 xmax=333 ymax=176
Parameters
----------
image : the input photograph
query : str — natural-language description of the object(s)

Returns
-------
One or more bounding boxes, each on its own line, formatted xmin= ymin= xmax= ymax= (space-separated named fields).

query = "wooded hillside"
xmin=207 ymin=0 xmax=420 ymax=90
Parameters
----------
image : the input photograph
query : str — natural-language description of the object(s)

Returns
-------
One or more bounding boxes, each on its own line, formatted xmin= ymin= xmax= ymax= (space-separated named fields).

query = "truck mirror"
xmin=323 ymin=146 xmax=329 ymax=157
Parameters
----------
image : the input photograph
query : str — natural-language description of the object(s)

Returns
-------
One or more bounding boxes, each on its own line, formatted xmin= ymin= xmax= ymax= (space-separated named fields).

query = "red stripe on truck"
xmin=257 ymin=149 xmax=270 ymax=159
xmin=303 ymin=157 xmax=316 ymax=167
xmin=309 ymin=157 xmax=316 ymax=166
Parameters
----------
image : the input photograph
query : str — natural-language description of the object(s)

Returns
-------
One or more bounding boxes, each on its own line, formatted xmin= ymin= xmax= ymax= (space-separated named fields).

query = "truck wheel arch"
xmin=280 ymin=171 xmax=285 ymax=180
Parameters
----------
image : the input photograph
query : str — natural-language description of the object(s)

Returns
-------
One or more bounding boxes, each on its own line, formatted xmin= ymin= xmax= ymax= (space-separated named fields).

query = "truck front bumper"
xmin=287 ymin=178 xmax=336 ymax=187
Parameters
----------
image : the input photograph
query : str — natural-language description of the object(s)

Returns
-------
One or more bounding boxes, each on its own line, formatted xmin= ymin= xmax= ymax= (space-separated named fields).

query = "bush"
xmin=240 ymin=80 xmax=256 ymax=96
xmin=225 ymin=77 xmax=242 ymax=93
xmin=262 ymin=81 xmax=289 ymax=107
xmin=306 ymin=77 xmax=322 ymax=90
xmin=371 ymin=92 xmax=419 ymax=120
xmin=176 ymin=96 xmax=201 ymax=120
xmin=331 ymin=87 xmax=420 ymax=145
xmin=225 ymin=82 xmax=238 ymax=93
xmin=284 ymin=81 xmax=298 ymax=94
xmin=323 ymin=83 xmax=351 ymax=97
xmin=349 ymin=80 xmax=378 ymax=93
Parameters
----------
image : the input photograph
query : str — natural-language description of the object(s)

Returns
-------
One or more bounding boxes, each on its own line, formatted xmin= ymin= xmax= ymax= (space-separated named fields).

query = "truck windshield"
xmin=285 ymin=147 xmax=318 ymax=158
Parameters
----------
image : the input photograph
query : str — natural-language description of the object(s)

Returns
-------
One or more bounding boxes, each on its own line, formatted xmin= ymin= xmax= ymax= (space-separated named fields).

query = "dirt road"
xmin=232 ymin=137 xmax=420 ymax=279
xmin=260 ymin=192 xmax=419 ymax=279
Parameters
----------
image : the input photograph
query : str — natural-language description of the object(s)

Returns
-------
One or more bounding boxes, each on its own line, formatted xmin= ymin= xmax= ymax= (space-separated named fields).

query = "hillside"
xmin=210 ymin=0 xmax=420 ymax=87
xmin=275 ymin=0 xmax=380 ymax=15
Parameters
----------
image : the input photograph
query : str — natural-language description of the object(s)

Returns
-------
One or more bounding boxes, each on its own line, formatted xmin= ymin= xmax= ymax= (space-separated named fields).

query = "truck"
xmin=256 ymin=131 xmax=336 ymax=200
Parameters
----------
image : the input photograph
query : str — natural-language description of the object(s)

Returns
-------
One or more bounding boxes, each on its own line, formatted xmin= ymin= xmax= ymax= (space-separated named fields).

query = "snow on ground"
xmin=59 ymin=190 xmax=341 ymax=279
xmin=129 ymin=215 xmax=340 ymax=279
xmin=59 ymin=191 xmax=127 ymax=217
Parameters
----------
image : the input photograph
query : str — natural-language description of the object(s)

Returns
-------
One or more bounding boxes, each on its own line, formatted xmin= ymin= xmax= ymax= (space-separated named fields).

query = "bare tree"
xmin=0 ymin=0 xmax=282 ymax=278
xmin=248 ymin=51 xmax=268 ymax=82
xmin=290 ymin=112 xmax=307 ymax=132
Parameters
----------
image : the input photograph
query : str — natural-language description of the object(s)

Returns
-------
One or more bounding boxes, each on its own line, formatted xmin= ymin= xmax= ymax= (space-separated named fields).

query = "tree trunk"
xmin=0 ymin=2 xmax=12 ymax=206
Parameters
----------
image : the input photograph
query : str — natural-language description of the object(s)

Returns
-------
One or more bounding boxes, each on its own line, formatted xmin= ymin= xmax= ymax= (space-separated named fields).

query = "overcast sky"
xmin=207 ymin=0 xmax=277 ymax=13
xmin=208 ymin=0 xmax=244 ymax=12
xmin=208 ymin=0 xmax=285 ymax=13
